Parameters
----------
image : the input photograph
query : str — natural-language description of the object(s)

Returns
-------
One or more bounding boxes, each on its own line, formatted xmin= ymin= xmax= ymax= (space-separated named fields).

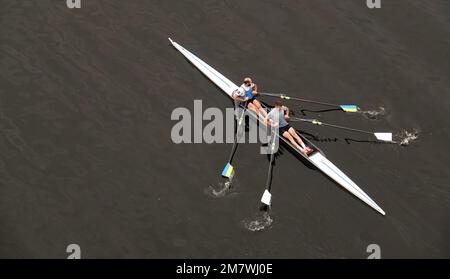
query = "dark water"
xmin=0 ymin=0 xmax=449 ymax=258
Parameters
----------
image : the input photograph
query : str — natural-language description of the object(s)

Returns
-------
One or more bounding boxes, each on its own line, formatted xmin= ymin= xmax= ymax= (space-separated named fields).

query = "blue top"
xmin=240 ymin=83 xmax=254 ymax=100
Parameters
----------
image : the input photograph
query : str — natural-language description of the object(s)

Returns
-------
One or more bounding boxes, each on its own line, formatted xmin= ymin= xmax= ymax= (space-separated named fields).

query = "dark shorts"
xmin=279 ymin=124 xmax=291 ymax=134
xmin=245 ymin=97 xmax=257 ymax=107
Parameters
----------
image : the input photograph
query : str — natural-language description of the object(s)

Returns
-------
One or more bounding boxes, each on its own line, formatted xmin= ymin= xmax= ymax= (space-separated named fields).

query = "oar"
xmin=260 ymin=137 xmax=277 ymax=207
xmin=290 ymin=117 xmax=393 ymax=142
xmin=259 ymin=92 xmax=359 ymax=113
xmin=221 ymin=102 xmax=247 ymax=180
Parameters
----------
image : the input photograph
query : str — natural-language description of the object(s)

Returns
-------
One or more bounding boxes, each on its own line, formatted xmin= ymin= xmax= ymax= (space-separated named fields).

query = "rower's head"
xmin=275 ymin=100 xmax=282 ymax=108
xmin=244 ymin=77 xmax=252 ymax=86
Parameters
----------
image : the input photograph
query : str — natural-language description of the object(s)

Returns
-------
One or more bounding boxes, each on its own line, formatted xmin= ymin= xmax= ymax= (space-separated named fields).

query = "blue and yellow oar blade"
xmin=221 ymin=163 xmax=234 ymax=179
xmin=340 ymin=105 xmax=359 ymax=112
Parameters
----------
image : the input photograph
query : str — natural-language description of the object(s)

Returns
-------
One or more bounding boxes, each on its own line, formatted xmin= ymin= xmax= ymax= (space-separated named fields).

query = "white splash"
xmin=361 ymin=107 xmax=387 ymax=120
xmin=397 ymin=129 xmax=419 ymax=146
xmin=243 ymin=212 xmax=274 ymax=232
xmin=206 ymin=180 xmax=232 ymax=198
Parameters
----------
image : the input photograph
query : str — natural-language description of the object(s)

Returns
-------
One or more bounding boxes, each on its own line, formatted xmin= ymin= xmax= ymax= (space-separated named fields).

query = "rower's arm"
xmin=253 ymin=83 xmax=258 ymax=95
xmin=232 ymin=89 xmax=246 ymax=102
xmin=283 ymin=106 xmax=290 ymax=120
xmin=265 ymin=113 xmax=278 ymax=127
xmin=264 ymin=114 xmax=271 ymax=126
xmin=233 ymin=94 xmax=247 ymax=102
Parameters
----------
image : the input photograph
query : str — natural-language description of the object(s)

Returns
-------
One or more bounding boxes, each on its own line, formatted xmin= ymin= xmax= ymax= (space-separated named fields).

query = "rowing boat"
xmin=169 ymin=38 xmax=386 ymax=216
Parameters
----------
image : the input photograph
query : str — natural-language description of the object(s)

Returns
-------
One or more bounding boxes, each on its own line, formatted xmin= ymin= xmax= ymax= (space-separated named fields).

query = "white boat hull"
xmin=169 ymin=38 xmax=385 ymax=216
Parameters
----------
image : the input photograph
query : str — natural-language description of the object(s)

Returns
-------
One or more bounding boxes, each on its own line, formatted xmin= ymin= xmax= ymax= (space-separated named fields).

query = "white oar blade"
xmin=374 ymin=133 xmax=393 ymax=142
xmin=261 ymin=190 xmax=272 ymax=206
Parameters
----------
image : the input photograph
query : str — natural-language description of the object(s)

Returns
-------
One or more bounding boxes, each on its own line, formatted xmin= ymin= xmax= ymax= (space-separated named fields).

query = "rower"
xmin=233 ymin=77 xmax=267 ymax=117
xmin=265 ymin=100 xmax=313 ymax=155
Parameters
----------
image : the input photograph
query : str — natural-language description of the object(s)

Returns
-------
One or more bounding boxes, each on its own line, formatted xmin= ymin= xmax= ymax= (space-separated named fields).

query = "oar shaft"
xmin=260 ymin=92 xmax=341 ymax=108
xmin=265 ymin=152 xmax=275 ymax=191
xmin=228 ymin=103 xmax=247 ymax=163
xmin=318 ymin=122 xmax=373 ymax=136
xmin=260 ymin=137 xmax=277 ymax=206
xmin=228 ymin=137 xmax=239 ymax=163
xmin=292 ymin=118 xmax=373 ymax=136
xmin=285 ymin=97 xmax=340 ymax=108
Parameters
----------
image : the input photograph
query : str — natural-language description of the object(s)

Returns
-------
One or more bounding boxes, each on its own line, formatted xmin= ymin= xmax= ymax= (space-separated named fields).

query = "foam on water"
xmin=361 ymin=107 xmax=387 ymax=120
xmin=397 ymin=129 xmax=420 ymax=146
xmin=205 ymin=180 xmax=233 ymax=198
xmin=242 ymin=211 xmax=273 ymax=232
